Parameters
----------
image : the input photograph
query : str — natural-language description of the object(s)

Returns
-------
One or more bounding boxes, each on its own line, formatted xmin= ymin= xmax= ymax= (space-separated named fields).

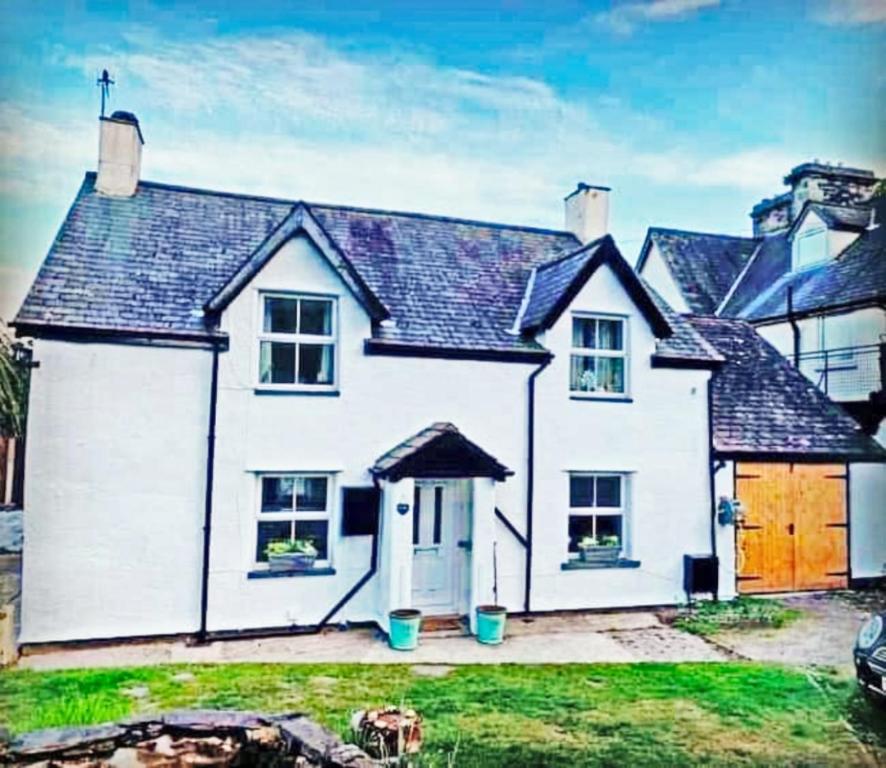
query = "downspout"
xmin=524 ymin=354 xmax=552 ymax=613
xmin=196 ymin=342 xmax=221 ymax=644
xmin=707 ymin=377 xmax=722 ymax=602
xmin=787 ymin=286 xmax=801 ymax=367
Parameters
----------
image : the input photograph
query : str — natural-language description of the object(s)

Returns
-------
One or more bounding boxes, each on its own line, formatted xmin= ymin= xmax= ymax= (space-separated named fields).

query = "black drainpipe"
xmin=524 ymin=355 xmax=552 ymax=613
xmin=196 ymin=342 xmax=221 ymax=644
xmin=787 ymin=286 xmax=801 ymax=367
xmin=707 ymin=378 xmax=722 ymax=602
xmin=316 ymin=476 xmax=382 ymax=629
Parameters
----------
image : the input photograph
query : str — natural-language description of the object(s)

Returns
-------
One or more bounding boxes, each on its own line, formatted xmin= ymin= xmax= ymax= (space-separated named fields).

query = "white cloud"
xmin=814 ymin=0 xmax=886 ymax=25
xmin=595 ymin=0 xmax=721 ymax=35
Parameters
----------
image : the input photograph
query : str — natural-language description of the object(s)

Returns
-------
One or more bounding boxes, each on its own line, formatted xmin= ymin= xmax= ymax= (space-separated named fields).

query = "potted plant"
xmin=265 ymin=538 xmax=318 ymax=572
xmin=476 ymin=542 xmax=507 ymax=645
xmin=577 ymin=535 xmax=620 ymax=566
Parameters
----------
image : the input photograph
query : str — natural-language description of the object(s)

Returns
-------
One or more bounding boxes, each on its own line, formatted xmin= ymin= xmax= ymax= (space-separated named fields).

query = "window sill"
xmin=247 ymin=567 xmax=337 ymax=580
xmin=561 ymin=559 xmax=641 ymax=571
xmin=254 ymin=388 xmax=340 ymax=397
xmin=569 ymin=394 xmax=633 ymax=403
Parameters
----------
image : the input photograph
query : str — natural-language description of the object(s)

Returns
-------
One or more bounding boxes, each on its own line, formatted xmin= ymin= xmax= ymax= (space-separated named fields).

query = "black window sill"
xmin=248 ymin=567 xmax=337 ymax=580
xmin=254 ymin=388 xmax=340 ymax=397
xmin=561 ymin=559 xmax=641 ymax=571
xmin=569 ymin=395 xmax=633 ymax=403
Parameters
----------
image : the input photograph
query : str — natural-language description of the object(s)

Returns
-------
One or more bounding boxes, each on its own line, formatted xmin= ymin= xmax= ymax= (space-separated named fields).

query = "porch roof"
xmin=371 ymin=422 xmax=513 ymax=482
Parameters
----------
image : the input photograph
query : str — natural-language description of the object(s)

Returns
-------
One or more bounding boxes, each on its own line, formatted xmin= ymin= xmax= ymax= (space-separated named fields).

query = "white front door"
xmin=412 ymin=481 xmax=461 ymax=613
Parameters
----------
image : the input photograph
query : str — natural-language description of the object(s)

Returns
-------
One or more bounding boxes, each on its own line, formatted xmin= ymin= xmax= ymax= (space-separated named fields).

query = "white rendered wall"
xmin=206 ymin=234 xmax=535 ymax=631
xmin=530 ymin=262 xmax=715 ymax=611
xmin=850 ymin=463 xmax=886 ymax=581
xmin=20 ymin=339 xmax=210 ymax=643
xmin=755 ymin=307 xmax=885 ymax=402
xmin=638 ymin=243 xmax=691 ymax=314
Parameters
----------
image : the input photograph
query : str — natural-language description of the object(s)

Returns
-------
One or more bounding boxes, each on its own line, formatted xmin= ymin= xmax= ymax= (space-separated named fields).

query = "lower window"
xmin=255 ymin=474 xmax=332 ymax=567
xmin=568 ymin=473 xmax=627 ymax=557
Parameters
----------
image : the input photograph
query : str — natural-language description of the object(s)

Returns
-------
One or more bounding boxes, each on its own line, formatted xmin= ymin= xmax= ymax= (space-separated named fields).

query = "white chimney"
xmin=564 ymin=182 xmax=610 ymax=244
xmin=96 ymin=111 xmax=144 ymax=197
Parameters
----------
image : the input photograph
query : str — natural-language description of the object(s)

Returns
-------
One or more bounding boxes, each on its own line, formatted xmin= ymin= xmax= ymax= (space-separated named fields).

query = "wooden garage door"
xmin=736 ymin=463 xmax=848 ymax=593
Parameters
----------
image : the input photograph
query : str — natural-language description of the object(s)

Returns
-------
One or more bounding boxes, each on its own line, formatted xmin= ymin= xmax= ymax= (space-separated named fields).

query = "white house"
xmin=13 ymin=115 xmax=886 ymax=645
xmin=637 ymin=162 xmax=886 ymax=442
xmin=638 ymin=162 xmax=886 ymax=593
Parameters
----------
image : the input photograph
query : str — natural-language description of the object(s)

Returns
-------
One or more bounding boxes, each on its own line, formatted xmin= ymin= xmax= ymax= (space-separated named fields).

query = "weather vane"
xmin=96 ymin=69 xmax=114 ymax=118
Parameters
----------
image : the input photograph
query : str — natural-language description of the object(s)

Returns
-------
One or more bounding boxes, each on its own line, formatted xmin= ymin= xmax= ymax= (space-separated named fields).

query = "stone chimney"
xmin=564 ymin=183 xmax=610 ymax=244
xmin=96 ymin=111 xmax=144 ymax=197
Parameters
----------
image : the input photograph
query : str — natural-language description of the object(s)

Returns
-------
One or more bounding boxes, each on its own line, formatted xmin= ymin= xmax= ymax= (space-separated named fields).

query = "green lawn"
xmin=0 ymin=663 xmax=883 ymax=766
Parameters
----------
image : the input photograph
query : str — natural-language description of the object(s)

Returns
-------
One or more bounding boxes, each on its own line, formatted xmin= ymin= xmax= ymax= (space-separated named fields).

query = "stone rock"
xmin=9 ymin=723 xmax=126 ymax=759
xmin=277 ymin=716 xmax=341 ymax=763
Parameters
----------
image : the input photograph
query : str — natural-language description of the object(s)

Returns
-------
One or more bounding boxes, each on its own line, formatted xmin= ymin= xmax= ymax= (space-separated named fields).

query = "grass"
xmin=672 ymin=597 xmax=804 ymax=636
xmin=1 ymin=662 xmax=884 ymax=766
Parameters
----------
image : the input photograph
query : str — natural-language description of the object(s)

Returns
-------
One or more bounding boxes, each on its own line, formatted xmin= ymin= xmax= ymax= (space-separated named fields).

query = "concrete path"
xmin=19 ymin=610 xmax=726 ymax=671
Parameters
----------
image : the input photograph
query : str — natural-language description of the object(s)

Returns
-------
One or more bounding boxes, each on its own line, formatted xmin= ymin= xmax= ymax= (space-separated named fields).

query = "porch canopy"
xmin=370 ymin=422 xmax=512 ymax=482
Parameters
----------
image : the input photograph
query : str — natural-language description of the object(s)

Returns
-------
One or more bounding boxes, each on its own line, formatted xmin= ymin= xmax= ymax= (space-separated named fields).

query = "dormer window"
xmin=258 ymin=293 xmax=337 ymax=390
xmin=793 ymin=226 xmax=828 ymax=270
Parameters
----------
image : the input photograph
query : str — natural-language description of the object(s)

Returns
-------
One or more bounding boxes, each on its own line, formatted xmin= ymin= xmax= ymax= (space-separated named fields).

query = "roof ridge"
xmin=534 ymin=235 xmax=606 ymax=272
xmin=116 ymin=173 xmax=578 ymax=240
xmin=649 ymin=226 xmax=759 ymax=243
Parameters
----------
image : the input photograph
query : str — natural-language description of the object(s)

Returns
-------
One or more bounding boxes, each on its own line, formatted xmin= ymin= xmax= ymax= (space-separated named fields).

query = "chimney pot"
xmin=96 ymin=111 xmax=144 ymax=197
xmin=564 ymin=182 xmax=610 ymax=244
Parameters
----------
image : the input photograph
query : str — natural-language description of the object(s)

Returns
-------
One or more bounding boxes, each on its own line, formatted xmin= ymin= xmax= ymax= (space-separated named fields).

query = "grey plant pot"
xmin=578 ymin=546 xmax=620 ymax=566
xmin=268 ymin=552 xmax=317 ymax=572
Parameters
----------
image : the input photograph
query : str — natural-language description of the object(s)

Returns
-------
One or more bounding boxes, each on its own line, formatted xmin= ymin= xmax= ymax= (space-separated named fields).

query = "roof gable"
xmin=371 ymin=422 xmax=512 ymax=481
xmin=638 ymin=228 xmax=758 ymax=315
xmin=520 ymin=235 xmax=672 ymax=339
xmin=205 ymin=204 xmax=389 ymax=322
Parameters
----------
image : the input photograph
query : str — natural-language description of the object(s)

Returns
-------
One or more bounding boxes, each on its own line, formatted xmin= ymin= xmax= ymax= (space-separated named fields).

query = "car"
xmin=854 ymin=612 xmax=886 ymax=702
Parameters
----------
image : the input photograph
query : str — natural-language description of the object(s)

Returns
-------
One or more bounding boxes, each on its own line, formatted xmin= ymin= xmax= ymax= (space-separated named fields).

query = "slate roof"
xmin=370 ymin=422 xmax=512 ymax=481
xmin=519 ymin=241 xmax=603 ymax=331
xmin=642 ymin=281 xmax=724 ymax=365
xmin=638 ymin=228 xmax=759 ymax=315
xmin=717 ymin=233 xmax=790 ymax=317
xmin=15 ymin=173 xmax=581 ymax=353
xmin=15 ymin=172 xmax=720 ymax=363
xmin=690 ymin=316 xmax=885 ymax=460
xmin=727 ymin=197 xmax=886 ymax=322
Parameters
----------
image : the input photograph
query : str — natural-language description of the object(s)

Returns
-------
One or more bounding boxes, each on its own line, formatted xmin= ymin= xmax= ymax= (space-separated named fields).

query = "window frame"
xmin=567 ymin=472 xmax=628 ymax=559
xmin=569 ymin=312 xmax=630 ymax=398
xmin=793 ymin=226 xmax=829 ymax=271
xmin=256 ymin=291 xmax=338 ymax=392
xmin=254 ymin=472 xmax=335 ymax=569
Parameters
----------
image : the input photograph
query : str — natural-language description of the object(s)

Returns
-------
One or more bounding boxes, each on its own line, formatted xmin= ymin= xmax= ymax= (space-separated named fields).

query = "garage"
xmin=735 ymin=462 xmax=848 ymax=593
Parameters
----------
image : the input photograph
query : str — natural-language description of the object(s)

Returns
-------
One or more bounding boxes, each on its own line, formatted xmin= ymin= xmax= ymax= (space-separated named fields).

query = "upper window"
xmin=568 ymin=473 xmax=626 ymax=557
xmin=570 ymin=315 xmax=628 ymax=396
xmin=258 ymin=294 xmax=336 ymax=388
xmin=793 ymin=227 xmax=828 ymax=270
xmin=255 ymin=474 xmax=332 ymax=567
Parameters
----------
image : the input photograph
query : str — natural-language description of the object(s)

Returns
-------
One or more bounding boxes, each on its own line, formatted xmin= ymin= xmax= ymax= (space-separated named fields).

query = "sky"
xmin=0 ymin=0 xmax=884 ymax=320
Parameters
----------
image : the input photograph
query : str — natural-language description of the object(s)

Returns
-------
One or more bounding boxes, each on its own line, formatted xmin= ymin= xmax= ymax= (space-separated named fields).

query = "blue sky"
xmin=1 ymin=0 xmax=884 ymax=319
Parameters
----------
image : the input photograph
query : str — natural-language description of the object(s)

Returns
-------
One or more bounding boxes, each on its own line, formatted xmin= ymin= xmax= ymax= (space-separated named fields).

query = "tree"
xmin=0 ymin=323 xmax=28 ymax=438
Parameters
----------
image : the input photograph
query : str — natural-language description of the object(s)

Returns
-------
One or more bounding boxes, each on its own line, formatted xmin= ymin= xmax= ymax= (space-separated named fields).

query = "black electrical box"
xmin=341 ymin=486 xmax=380 ymax=536
xmin=683 ymin=554 xmax=718 ymax=596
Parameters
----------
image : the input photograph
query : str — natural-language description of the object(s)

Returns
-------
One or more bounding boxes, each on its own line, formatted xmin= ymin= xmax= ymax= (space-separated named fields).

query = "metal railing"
xmin=796 ymin=343 xmax=884 ymax=401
